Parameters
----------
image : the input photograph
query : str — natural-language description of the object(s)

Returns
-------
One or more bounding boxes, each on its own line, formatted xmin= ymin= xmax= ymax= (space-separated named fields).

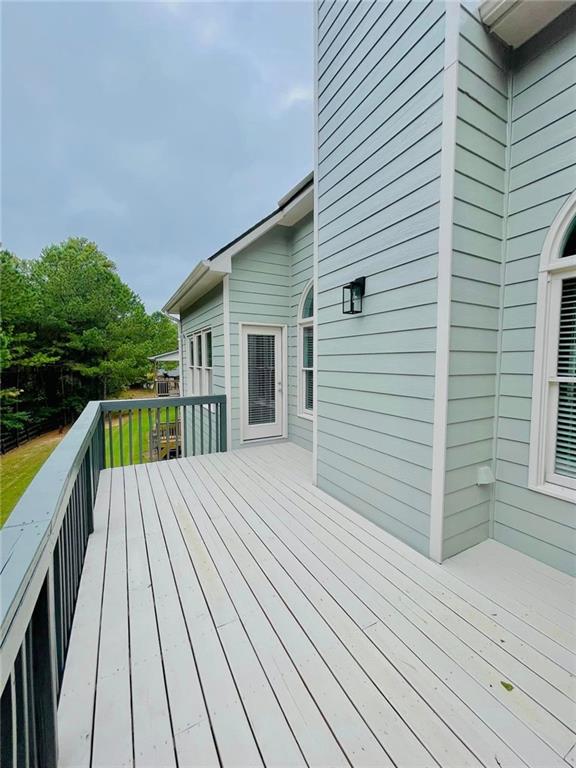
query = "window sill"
xmin=529 ymin=482 xmax=576 ymax=504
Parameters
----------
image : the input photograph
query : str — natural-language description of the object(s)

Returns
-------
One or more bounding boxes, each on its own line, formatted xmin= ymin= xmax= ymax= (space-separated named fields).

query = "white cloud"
xmin=277 ymin=84 xmax=313 ymax=112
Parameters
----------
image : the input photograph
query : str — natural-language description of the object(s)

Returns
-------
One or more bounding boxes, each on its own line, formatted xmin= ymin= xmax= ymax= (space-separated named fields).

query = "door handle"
xmin=277 ymin=381 xmax=283 ymax=393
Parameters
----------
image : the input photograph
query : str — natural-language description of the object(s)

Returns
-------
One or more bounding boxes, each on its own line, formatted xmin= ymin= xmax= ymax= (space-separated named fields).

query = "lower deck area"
xmin=58 ymin=442 xmax=576 ymax=767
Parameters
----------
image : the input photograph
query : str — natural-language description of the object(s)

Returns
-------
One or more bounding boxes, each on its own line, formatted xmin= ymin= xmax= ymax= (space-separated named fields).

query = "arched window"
xmin=529 ymin=194 xmax=576 ymax=499
xmin=298 ymin=282 xmax=315 ymax=417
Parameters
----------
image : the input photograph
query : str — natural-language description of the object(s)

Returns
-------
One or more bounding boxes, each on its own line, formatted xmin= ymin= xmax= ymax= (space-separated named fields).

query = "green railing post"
xmin=219 ymin=400 xmax=227 ymax=452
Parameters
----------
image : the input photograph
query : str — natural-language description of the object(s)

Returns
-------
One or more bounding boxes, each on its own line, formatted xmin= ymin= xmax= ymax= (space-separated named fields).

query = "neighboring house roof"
xmin=148 ymin=350 xmax=180 ymax=363
xmin=163 ymin=172 xmax=313 ymax=315
xmin=479 ymin=0 xmax=575 ymax=47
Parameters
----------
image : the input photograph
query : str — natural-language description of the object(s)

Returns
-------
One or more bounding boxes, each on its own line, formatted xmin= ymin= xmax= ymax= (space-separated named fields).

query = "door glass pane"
xmin=247 ymin=334 xmax=275 ymax=425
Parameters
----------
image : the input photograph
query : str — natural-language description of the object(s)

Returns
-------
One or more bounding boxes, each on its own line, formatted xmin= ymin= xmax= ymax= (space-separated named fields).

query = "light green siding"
xmin=443 ymin=4 xmax=509 ymax=558
xmin=180 ymin=284 xmax=225 ymax=397
xmin=228 ymin=229 xmax=291 ymax=448
xmin=315 ymin=0 xmax=446 ymax=555
xmin=493 ymin=10 xmax=576 ymax=575
xmin=288 ymin=213 xmax=314 ymax=451
xmin=180 ymin=284 xmax=225 ymax=453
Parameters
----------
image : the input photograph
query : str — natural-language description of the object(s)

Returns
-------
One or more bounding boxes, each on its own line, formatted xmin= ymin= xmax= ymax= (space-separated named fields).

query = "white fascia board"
xmin=277 ymin=171 xmax=314 ymax=208
xmin=162 ymin=258 xmax=230 ymax=315
xmin=480 ymin=0 xmax=575 ymax=47
xmin=163 ymin=181 xmax=313 ymax=316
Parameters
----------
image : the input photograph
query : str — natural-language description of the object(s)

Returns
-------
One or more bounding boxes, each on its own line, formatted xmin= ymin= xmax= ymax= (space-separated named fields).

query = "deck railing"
xmin=0 ymin=394 xmax=226 ymax=767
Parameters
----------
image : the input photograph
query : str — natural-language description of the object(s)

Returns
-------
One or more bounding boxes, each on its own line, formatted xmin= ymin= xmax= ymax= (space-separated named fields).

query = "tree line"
xmin=1 ymin=237 xmax=177 ymax=434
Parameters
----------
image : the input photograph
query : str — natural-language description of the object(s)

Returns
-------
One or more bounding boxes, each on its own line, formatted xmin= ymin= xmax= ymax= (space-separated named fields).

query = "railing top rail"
xmin=0 ymin=400 xmax=101 ymax=687
xmin=100 ymin=394 xmax=226 ymax=412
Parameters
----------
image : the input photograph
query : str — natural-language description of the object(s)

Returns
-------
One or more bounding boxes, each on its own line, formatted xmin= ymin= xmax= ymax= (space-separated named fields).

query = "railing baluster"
xmin=118 ymin=410 xmax=124 ymax=467
xmin=108 ymin=411 xmax=114 ymax=469
xmin=182 ymin=405 xmax=187 ymax=458
xmin=208 ymin=403 xmax=212 ymax=453
xmin=220 ymin=399 xmax=227 ymax=452
xmin=138 ymin=409 xmax=143 ymax=464
xmin=200 ymin=404 xmax=204 ymax=455
xmin=14 ymin=644 xmax=30 ymax=768
xmin=147 ymin=408 xmax=153 ymax=462
xmin=128 ymin=408 xmax=133 ymax=466
xmin=0 ymin=673 xmax=13 ymax=768
xmin=192 ymin=405 xmax=196 ymax=456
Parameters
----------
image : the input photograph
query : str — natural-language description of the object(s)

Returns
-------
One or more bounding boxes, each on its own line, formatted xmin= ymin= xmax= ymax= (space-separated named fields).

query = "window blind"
xmin=247 ymin=334 xmax=276 ymax=425
xmin=555 ymin=276 xmax=576 ymax=478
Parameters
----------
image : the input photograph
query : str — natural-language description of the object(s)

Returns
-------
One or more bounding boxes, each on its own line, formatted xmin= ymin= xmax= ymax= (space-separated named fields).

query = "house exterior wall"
xmin=442 ymin=4 xmax=509 ymax=558
xmin=315 ymin=1 xmax=575 ymax=573
xmin=228 ymin=228 xmax=291 ymax=448
xmin=180 ymin=283 xmax=225 ymax=397
xmin=315 ymin=0 xmax=446 ymax=555
xmin=180 ymin=284 xmax=225 ymax=452
xmin=493 ymin=10 xmax=576 ymax=574
xmin=288 ymin=213 xmax=314 ymax=451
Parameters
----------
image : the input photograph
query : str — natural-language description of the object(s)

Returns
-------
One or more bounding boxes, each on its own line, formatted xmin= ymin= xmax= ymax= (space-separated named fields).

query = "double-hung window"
xmin=530 ymin=205 xmax=576 ymax=500
xmin=188 ymin=328 xmax=213 ymax=396
xmin=298 ymin=282 xmax=315 ymax=418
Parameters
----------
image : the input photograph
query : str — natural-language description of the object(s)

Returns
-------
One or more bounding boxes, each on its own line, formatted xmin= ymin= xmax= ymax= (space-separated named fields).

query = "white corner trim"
xmin=429 ymin=1 xmax=460 ymax=563
xmin=223 ymin=275 xmax=233 ymax=450
xmin=312 ymin=2 xmax=320 ymax=485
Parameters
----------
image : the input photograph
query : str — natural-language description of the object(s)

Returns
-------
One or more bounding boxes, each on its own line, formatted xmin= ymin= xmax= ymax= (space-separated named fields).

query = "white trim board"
xmin=312 ymin=1 xmax=320 ymax=486
xmin=223 ymin=275 xmax=233 ymax=450
xmin=429 ymin=1 xmax=460 ymax=563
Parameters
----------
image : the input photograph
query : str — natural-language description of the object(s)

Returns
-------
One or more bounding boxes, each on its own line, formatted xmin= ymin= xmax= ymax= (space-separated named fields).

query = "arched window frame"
xmin=529 ymin=192 xmax=576 ymax=501
xmin=297 ymin=280 xmax=315 ymax=419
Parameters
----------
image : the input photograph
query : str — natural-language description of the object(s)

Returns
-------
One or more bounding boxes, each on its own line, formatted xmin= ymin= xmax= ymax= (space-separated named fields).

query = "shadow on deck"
xmin=58 ymin=442 xmax=576 ymax=768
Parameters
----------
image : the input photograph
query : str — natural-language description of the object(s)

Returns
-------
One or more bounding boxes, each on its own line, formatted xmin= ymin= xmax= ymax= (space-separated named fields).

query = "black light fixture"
xmin=342 ymin=277 xmax=366 ymax=315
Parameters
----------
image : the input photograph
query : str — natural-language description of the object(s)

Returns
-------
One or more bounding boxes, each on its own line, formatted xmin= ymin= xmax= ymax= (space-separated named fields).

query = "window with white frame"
xmin=530 ymin=202 xmax=576 ymax=500
xmin=188 ymin=328 xmax=213 ymax=395
xmin=298 ymin=283 xmax=314 ymax=417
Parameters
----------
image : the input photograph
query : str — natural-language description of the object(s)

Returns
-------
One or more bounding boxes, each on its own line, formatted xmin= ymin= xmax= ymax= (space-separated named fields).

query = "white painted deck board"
xmin=58 ymin=443 xmax=576 ymax=768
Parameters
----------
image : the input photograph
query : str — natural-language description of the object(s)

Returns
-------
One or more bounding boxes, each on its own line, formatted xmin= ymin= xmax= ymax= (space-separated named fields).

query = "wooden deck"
xmin=57 ymin=442 xmax=576 ymax=768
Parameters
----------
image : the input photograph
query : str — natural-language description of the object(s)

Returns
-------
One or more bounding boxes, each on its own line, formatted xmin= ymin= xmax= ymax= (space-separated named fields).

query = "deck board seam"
xmin=88 ymin=471 xmax=113 ymax=768
xmin=141 ymin=462 xmax=224 ymax=768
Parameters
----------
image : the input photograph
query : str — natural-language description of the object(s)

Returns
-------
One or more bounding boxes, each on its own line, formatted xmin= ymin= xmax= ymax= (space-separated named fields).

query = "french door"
xmin=241 ymin=325 xmax=284 ymax=441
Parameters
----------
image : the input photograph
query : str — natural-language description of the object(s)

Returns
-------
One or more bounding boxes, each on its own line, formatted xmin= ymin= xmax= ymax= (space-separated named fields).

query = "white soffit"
xmin=479 ymin=0 xmax=575 ymax=48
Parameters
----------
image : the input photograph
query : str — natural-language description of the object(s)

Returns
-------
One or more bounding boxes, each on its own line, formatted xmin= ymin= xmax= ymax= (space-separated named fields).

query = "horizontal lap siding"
xmin=443 ymin=5 xmax=509 ymax=559
xmin=181 ymin=285 xmax=225 ymax=397
xmin=494 ymin=10 xmax=576 ymax=575
xmin=181 ymin=285 xmax=225 ymax=452
xmin=289 ymin=214 xmax=314 ymax=451
xmin=315 ymin=1 xmax=446 ymax=554
xmin=229 ymin=230 xmax=291 ymax=448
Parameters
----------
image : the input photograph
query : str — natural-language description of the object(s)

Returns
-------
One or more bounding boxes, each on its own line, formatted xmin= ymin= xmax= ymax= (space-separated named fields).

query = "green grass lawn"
xmin=0 ymin=390 xmax=175 ymax=526
xmin=0 ymin=429 xmax=67 ymax=526
xmin=103 ymin=405 xmax=178 ymax=468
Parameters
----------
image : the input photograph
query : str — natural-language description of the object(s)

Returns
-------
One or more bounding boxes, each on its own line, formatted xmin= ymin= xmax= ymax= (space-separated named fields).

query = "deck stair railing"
xmin=0 ymin=394 xmax=226 ymax=767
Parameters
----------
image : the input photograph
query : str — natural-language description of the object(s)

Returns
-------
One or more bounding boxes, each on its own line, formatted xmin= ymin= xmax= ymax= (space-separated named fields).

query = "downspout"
xmin=490 ymin=51 xmax=514 ymax=538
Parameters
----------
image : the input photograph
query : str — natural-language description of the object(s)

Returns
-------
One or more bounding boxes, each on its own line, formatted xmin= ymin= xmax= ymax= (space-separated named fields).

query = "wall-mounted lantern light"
xmin=342 ymin=277 xmax=366 ymax=315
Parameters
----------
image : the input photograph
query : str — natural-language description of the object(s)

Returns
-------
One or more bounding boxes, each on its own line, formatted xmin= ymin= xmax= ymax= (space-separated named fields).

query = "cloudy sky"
xmin=2 ymin=1 xmax=313 ymax=310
